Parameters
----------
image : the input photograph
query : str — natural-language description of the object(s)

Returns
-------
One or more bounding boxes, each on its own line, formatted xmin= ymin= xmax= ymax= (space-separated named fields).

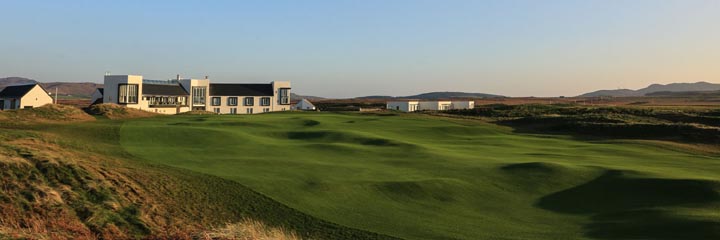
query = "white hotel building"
xmin=97 ymin=75 xmax=291 ymax=114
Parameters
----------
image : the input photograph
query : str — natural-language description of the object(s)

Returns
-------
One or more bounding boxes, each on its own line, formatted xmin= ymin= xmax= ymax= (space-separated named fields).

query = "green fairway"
xmin=119 ymin=112 xmax=720 ymax=239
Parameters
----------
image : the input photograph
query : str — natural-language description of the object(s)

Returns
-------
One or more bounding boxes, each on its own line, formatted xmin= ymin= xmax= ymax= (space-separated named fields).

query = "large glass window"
xmin=228 ymin=97 xmax=238 ymax=106
xmin=192 ymin=87 xmax=206 ymax=105
xmin=260 ymin=97 xmax=271 ymax=106
xmin=244 ymin=97 xmax=254 ymax=106
xmin=211 ymin=97 xmax=221 ymax=106
xmin=279 ymin=88 xmax=290 ymax=105
xmin=118 ymin=84 xmax=138 ymax=104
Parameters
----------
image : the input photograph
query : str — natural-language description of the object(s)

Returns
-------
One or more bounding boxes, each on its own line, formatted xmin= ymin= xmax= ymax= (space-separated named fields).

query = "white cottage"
xmin=0 ymin=84 xmax=53 ymax=110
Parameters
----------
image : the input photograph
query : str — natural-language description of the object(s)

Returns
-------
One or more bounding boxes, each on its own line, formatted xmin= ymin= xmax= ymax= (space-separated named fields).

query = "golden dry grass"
xmin=0 ymin=128 xmax=300 ymax=240
xmin=86 ymin=103 xmax=158 ymax=119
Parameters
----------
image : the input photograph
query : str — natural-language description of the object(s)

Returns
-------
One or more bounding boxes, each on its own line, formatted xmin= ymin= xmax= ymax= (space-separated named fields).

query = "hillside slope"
xmin=0 ymin=107 xmax=394 ymax=239
xmin=579 ymin=82 xmax=720 ymax=97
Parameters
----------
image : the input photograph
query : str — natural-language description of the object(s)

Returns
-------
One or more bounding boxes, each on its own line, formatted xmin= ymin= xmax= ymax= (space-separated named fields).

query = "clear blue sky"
xmin=1 ymin=0 xmax=719 ymax=97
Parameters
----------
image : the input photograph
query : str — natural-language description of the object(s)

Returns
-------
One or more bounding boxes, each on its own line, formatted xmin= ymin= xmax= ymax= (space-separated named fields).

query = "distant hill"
xmin=405 ymin=91 xmax=504 ymax=99
xmin=580 ymin=82 xmax=720 ymax=97
xmin=1 ymin=77 xmax=101 ymax=98
xmin=291 ymin=93 xmax=325 ymax=101
xmin=645 ymin=90 xmax=720 ymax=97
xmin=358 ymin=91 xmax=504 ymax=100
xmin=0 ymin=77 xmax=36 ymax=88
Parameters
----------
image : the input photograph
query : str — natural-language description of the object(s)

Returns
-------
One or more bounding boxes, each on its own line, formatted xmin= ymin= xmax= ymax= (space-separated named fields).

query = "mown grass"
xmin=119 ymin=111 xmax=720 ymax=239
xmin=0 ymin=109 xmax=391 ymax=239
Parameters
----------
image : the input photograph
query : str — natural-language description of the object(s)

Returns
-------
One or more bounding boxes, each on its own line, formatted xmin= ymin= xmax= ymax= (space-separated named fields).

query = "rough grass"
xmin=119 ymin=112 xmax=720 ymax=240
xmin=0 ymin=104 xmax=95 ymax=124
xmin=85 ymin=103 xmax=158 ymax=119
xmin=0 ymin=119 xmax=392 ymax=239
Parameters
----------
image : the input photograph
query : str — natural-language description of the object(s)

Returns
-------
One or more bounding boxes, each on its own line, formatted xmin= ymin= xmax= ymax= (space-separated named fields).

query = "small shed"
xmin=294 ymin=99 xmax=317 ymax=111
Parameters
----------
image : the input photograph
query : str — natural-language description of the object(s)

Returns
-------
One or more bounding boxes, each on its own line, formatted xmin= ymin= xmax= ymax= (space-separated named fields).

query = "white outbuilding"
xmin=387 ymin=100 xmax=474 ymax=112
xmin=387 ymin=100 xmax=420 ymax=112
xmin=294 ymin=98 xmax=317 ymax=111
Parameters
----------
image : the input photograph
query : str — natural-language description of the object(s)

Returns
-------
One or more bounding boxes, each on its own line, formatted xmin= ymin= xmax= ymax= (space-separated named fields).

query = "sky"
xmin=1 ymin=0 xmax=719 ymax=98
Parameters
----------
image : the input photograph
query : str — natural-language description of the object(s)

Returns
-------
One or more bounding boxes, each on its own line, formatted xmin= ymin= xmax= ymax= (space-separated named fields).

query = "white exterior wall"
xmin=295 ymin=100 xmax=316 ymax=110
xmin=387 ymin=101 xmax=419 ymax=112
xmin=437 ymin=101 xmax=452 ymax=110
xmin=272 ymin=81 xmax=292 ymax=111
xmin=208 ymin=96 xmax=275 ymax=114
xmin=387 ymin=100 xmax=473 ymax=112
xmin=0 ymin=85 xmax=52 ymax=110
xmin=19 ymin=85 xmax=53 ymax=108
xmin=179 ymin=79 xmax=210 ymax=111
xmin=450 ymin=101 xmax=474 ymax=109
xmin=103 ymin=75 xmax=144 ymax=108
xmin=103 ymin=75 xmax=290 ymax=115
xmin=419 ymin=101 xmax=440 ymax=110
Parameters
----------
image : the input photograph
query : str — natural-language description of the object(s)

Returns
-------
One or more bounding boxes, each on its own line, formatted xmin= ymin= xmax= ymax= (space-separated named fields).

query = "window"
xmin=263 ymin=108 xmax=270 ymax=113
xmin=192 ymin=87 xmax=206 ymax=105
xmin=409 ymin=104 xmax=419 ymax=111
xmin=244 ymin=97 xmax=254 ymax=106
xmin=230 ymin=108 xmax=237 ymax=114
xmin=228 ymin=97 xmax=238 ymax=106
xmin=211 ymin=97 xmax=221 ymax=106
xmin=118 ymin=84 xmax=138 ymax=104
xmin=279 ymin=88 xmax=290 ymax=105
xmin=260 ymin=97 xmax=271 ymax=106
xmin=246 ymin=108 xmax=253 ymax=114
xmin=213 ymin=108 xmax=220 ymax=113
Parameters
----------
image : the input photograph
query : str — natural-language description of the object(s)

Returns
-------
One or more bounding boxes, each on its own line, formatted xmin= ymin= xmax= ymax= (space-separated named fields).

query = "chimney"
xmin=205 ymin=76 xmax=208 ymax=80
xmin=176 ymin=74 xmax=180 ymax=80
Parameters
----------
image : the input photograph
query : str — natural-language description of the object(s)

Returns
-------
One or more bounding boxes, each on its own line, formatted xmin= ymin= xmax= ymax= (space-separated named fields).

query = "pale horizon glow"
xmin=1 ymin=0 xmax=719 ymax=98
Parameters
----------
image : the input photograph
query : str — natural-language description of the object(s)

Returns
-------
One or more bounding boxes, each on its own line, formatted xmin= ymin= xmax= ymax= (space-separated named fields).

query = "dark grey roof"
xmin=210 ymin=83 xmax=273 ymax=96
xmin=0 ymin=84 xmax=39 ymax=98
xmin=142 ymin=84 xmax=189 ymax=96
xmin=97 ymin=88 xmax=104 ymax=94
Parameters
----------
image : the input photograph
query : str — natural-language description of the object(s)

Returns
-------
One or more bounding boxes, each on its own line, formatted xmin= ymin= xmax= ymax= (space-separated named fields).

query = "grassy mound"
xmin=0 ymin=104 xmax=95 ymax=124
xmin=86 ymin=104 xmax=157 ymax=119
xmin=119 ymin=112 xmax=720 ymax=239
xmin=0 ymin=120 xmax=394 ymax=239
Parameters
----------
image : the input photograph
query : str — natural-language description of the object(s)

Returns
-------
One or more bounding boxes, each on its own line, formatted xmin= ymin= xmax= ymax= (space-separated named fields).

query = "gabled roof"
xmin=296 ymin=99 xmax=315 ymax=107
xmin=0 ymin=84 xmax=41 ymax=98
xmin=142 ymin=84 xmax=189 ymax=96
xmin=209 ymin=83 xmax=273 ymax=96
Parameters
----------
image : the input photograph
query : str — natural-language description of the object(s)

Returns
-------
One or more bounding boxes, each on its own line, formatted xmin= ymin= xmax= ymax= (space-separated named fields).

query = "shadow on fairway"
xmin=535 ymin=170 xmax=720 ymax=239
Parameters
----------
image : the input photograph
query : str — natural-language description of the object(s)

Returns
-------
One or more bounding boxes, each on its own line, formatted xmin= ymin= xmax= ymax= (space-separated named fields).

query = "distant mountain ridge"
xmin=358 ymin=91 xmax=504 ymax=100
xmin=579 ymin=82 xmax=720 ymax=97
xmin=0 ymin=77 xmax=101 ymax=98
